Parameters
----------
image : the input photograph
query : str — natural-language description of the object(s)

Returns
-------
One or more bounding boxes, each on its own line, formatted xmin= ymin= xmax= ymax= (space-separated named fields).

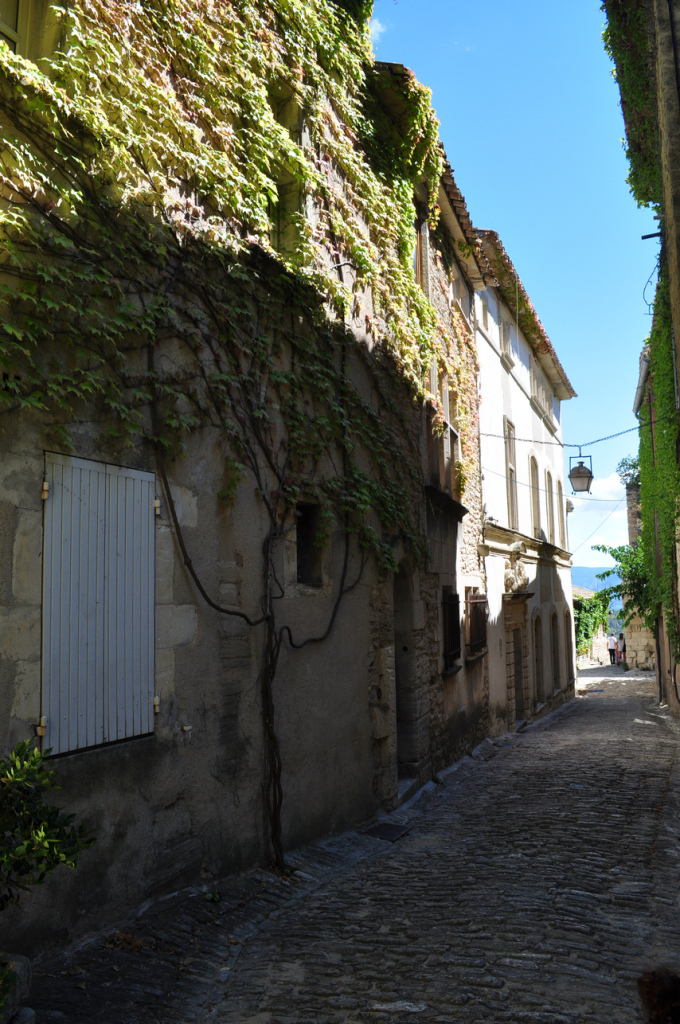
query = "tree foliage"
xmin=573 ymin=591 xmax=610 ymax=657
xmin=617 ymin=454 xmax=641 ymax=488
xmin=593 ymin=541 xmax=654 ymax=630
xmin=0 ymin=741 xmax=94 ymax=912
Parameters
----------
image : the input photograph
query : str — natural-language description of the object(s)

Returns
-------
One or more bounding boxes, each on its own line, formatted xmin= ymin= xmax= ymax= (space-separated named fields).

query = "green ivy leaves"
xmin=0 ymin=741 xmax=94 ymax=911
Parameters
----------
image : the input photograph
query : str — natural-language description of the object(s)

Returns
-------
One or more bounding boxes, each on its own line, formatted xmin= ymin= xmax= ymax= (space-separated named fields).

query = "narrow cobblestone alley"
xmin=31 ymin=669 xmax=680 ymax=1024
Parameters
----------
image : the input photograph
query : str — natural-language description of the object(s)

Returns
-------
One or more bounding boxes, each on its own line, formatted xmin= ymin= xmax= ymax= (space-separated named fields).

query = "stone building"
xmin=474 ymin=231 xmax=577 ymax=733
xmin=603 ymin=0 xmax=680 ymax=712
xmin=0 ymin=6 xmax=519 ymax=953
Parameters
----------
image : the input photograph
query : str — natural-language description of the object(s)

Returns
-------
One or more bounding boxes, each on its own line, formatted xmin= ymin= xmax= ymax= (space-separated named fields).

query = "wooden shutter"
xmin=42 ymin=454 xmax=155 ymax=754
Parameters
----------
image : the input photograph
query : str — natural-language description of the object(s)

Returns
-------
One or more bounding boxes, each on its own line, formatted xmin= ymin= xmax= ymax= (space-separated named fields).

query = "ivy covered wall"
xmin=0 ymin=0 xmax=496 ymax=944
xmin=602 ymin=0 xmax=680 ymax=669
xmin=638 ymin=268 xmax=680 ymax=646
xmin=0 ymin=0 xmax=490 ymax=568
xmin=601 ymin=0 xmax=662 ymax=208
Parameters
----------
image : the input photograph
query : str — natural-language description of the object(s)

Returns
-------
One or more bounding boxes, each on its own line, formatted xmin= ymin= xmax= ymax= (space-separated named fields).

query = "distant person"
xmin=618 ymin=632 xmax=626 ymax=665
xmin=607 ymin=632 xmax=617 ymax=665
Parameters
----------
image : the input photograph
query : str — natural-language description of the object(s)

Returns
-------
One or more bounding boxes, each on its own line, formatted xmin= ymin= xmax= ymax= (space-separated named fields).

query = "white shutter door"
xmin=106 ymin=464 xmax=155 ymax=742
xmin=42 ymin=454 xmax=155 ymax=754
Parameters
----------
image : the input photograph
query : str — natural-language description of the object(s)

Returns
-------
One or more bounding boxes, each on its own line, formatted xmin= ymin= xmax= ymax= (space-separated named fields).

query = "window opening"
xmin=557 ymin=479 xmax=566 ymax=549
xmin=534 ymin=615 xmax=544 ymax=703
xmin=565 ymin=610 xmax=574 ymax=682
xmin=513 ymin=626 xmax=524 ymax=720
xmin=0 ymin=0 xmax=19 ymax=49
xmin=42 ymin=453 xmax=156 ymax=754
xmin=551 ymin=612 xmax=560 ymax=692
xmin=268 ymin=90 xmax=303 ymax=255
xmin=442 ymin=588 xmax=461 ymax=671
xmin=465 ymin=589 xmax=487 ymax=657
xmin=296 ymin=502 xmax=323 ymax=587
xmin=501 ymin=321 xmax=512 ymax=359
xmin=530 ymin=456 xmax=541 ymax=539
xmin=505 ymin=418 xmax=518 ymax=531
xmin=546 ymin=471 xmax=555 ymax=544
xmin=413 ymin=217 xmax=423 ymax=285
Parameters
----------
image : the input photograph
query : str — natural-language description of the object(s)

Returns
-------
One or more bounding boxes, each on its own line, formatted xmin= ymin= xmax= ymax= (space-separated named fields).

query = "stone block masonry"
xmin=28 ymin=669 xmax=678 ymax=1024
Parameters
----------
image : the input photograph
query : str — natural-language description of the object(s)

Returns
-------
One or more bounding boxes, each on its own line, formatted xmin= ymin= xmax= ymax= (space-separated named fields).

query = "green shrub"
xmin=0 ymin=741 xmax=94 ymax=911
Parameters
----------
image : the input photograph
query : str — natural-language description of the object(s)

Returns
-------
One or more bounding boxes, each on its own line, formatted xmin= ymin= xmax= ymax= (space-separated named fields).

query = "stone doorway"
xmin=513 ymin=627 xmax=525 ymax=720
xmin=504 ymin=595 xmax=530 ymax=728
xmin=393 ymin=565 xmax=418 ymax=779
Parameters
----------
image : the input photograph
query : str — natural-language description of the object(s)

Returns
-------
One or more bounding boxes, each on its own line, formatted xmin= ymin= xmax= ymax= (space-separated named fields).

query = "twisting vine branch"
xmin=0 ymin=0 xmax=483 ymax=867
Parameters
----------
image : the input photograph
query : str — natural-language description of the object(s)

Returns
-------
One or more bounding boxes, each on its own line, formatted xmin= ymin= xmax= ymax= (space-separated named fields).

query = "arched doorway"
xmin=393 ymin=565 xmax=417 ymax=778
xmin=534 ymin=614 xmax=544 ymax=704
xmin=565 ymin=610 xmax=574 ymax=684
xmin=551 ymin=612 xmax=561 ymax=693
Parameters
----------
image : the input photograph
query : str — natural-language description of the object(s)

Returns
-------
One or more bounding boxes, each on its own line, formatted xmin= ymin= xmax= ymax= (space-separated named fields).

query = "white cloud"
xmin=567 ymin=471 xmax=628 ymax=566
xmin=370 ymin=17 xmax=386 ymax=44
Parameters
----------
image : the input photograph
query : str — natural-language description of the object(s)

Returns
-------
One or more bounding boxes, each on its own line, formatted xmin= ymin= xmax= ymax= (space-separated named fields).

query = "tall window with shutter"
xmin=530 ymin=457 xmax=541 ymax=540
xmin=546 ymin=471 xmax=555 ymax=545
xmin=42 ymin=453 xmax=156 ymax=754
xmin=557 ymin=480 xmax=566 ymax=549
xmin=504 ymin=418 xmax=518 ymax=531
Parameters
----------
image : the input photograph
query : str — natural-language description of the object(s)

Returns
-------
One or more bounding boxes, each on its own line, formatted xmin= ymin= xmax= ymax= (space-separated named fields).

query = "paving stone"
xmin=28 ymin=669 xmax=680 ymax=1023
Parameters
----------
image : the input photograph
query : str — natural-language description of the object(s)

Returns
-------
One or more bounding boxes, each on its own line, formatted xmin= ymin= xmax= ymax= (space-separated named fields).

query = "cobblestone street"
xmin=31 ymin=667 xmax=680 ymax=1024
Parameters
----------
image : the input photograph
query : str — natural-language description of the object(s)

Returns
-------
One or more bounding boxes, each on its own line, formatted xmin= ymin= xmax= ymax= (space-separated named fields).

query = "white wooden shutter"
xmin=42 ymin=454 xmax=155 ymax=754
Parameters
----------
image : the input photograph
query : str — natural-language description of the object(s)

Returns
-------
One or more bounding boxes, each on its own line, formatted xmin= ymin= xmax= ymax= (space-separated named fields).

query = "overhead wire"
xmin=480 ymin=411 xmax=676 ymax=450
xmin=481 ymin=463 xmax=625 ymax=501
xmin=570 ymin=498 xmax=626 ymax=555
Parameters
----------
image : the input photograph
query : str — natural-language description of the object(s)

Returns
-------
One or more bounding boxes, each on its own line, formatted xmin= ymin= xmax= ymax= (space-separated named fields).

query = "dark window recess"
xmin=296 ymin=503 xmax=322 ymax=587
xmin=466 ymin=591 xmax=488 ymax=656
xmin=442 ymin=590 xmax=461 ymax=670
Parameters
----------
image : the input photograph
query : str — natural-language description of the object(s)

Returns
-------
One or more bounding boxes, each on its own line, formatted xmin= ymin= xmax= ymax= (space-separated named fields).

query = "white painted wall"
xmin=476 ymin=286 xmax=576 ymax=733
xmin=475 ymin=288 xmax=567 ymax=544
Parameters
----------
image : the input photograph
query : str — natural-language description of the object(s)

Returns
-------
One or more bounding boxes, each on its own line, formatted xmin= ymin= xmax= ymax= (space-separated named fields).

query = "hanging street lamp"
xmin=568 ymin=453 xmax=594 ymax=494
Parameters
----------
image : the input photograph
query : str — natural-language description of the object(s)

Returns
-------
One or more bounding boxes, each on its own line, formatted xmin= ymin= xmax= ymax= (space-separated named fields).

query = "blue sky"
xmin=370 ymin=0 xmax=658 ymax=566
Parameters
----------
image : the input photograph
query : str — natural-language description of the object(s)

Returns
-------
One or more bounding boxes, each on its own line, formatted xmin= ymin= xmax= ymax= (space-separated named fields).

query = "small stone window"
xmin=296 ymin=502 xmax=322 ymax=587
xmin=465 ymin=588 xmax=488 ymax=658
xmin=442 ymin=588 xmax=461 ymax=672
xmin=0 ymin=0 xmax=20 ymax=50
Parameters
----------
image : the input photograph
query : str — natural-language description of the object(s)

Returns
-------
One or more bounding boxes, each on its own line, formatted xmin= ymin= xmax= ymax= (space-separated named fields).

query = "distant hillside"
xmin=571 ymin=566 xmax=622 ymax=608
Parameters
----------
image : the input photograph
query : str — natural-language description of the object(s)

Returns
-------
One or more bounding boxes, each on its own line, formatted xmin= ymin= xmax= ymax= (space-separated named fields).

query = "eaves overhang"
xmin=478 ymin=229 xmax=577 ymax=401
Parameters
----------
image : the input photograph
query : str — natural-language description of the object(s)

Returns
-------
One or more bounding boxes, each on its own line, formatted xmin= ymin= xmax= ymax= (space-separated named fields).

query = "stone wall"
xmin=0 ymin=357 xmax=384 ymax=953
xmin=626 ymin=483 xmax=642 ymax=544
xmin=1 ymin=180 xmax=495 ymax=955
xmin=576 ymin=625 xmax=608 ymax=667
xmin=626 ymin=616 xmax=657 ymax=670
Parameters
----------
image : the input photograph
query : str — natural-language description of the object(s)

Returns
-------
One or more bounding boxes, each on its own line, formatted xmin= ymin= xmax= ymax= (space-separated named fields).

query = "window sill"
xmin=500 ymin=352 xmax=515 ymax=372
xmin=465 ymin=647 xmax=488 ymax=665
xmin=442 ymin=663 xmax=463 ymax=679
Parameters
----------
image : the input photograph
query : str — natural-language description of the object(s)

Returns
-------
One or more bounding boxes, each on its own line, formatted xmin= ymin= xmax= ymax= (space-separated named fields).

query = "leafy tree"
xmin=592 ymin=541 xmax=654 ymax=630
xmin=0 ymin=741 xmax=94 ymax=911
xmin=574 ymin=591 xmax=610 ymax=656
xmin=617 ymin=454 xmax=641 ymax=488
